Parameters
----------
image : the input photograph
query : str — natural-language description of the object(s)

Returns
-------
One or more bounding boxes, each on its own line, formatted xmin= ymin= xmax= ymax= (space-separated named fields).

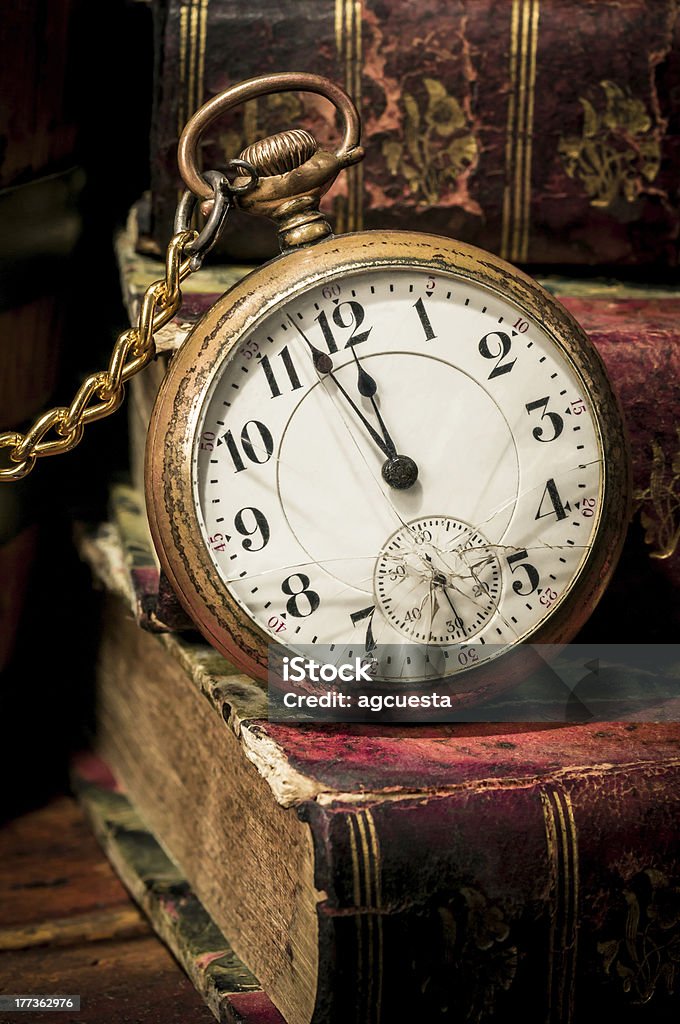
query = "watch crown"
xmin=239 ymin=129 xmax=318 ymax=177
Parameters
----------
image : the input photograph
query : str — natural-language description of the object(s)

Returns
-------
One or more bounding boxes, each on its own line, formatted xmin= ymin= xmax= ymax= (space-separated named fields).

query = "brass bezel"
xmin=145 ymin=231 xmax=631 ymax=694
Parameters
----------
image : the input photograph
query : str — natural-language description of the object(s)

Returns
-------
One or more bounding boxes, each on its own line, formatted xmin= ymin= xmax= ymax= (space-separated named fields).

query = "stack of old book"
xmin=78 ymin=2 xmax=680 ymax=1022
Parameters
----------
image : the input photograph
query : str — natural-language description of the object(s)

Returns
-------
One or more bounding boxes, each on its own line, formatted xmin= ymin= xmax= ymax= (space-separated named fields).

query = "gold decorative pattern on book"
xmin=411 ymin=884 xmax=518 ymax=1015
xmin=541 ymin=789 xmax=579 ymax=1023
xmin=347 ymin=809 xmax=383 ymax=1023
xmin=597 ymin=868 xmax=680 ymax=1003
xmin=559 ymin=81 xmax=662 ymax=209
xmin=381 ymin=79 xmax=478 ymax=206
xmin=336 ymin=0 xmax=363 ymax=232
xmin=501 ymin=0 xmax=540 ymax=263
xmin=635 ymin=428 xmax=680 ymax=560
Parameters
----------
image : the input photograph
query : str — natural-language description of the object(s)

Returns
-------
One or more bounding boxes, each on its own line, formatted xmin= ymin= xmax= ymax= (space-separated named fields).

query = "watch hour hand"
xmin=346 ymin=341 xmax=419 ymax=490
xmin=350 ymin=346 xmax=377 ymax=398
xmin=325 ymin=373 xmax=395 ymax=457
xmin=286 ymin=314 xmax=392 ymax=456
xmin=286 ymin=313 xmax=418 ymax=490
xmin=348 ymin=345 xmax=398 ymax=458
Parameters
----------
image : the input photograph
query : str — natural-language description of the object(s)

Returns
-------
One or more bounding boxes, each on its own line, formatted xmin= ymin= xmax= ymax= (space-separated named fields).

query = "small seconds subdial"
xmin=374 ymin=517 xmax=502 ymax=643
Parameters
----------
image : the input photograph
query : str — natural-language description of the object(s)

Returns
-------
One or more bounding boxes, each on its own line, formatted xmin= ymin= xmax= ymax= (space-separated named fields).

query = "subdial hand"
xmin=428 ymin=585 xmax=441 ymax=637
xmin=424 ymin=553 xmax=464 ymax=630
xmin=441 ymin=584 xmax=465 ymax=631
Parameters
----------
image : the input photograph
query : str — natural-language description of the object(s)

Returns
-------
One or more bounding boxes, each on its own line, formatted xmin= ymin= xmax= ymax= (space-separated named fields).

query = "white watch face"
xmin=193 ymin=266 xmax=603 ymax=681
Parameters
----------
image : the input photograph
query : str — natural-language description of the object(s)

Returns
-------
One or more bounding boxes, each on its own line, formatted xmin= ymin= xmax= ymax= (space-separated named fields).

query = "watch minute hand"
xmin=286 ymin=314 xmax=392 ymax=457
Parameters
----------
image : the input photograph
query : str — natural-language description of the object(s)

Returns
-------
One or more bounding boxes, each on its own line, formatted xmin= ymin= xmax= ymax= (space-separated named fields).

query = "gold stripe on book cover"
xmin=502 ymin=0 xmax=540 ymax=263
xmin=177 ymin=0 xmax=209 ymax=213
xmin=541 ymin=788 xmax=580 ymax=1024
xmin=336 ymin=0 xmax=364 ymax=233
xmin=348 ymin=809 xmax=384 ymax=1023
xmin=178 ymin=0 xmax=209 ymax=133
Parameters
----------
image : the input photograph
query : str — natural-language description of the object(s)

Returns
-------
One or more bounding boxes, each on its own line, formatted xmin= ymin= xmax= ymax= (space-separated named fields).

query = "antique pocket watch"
xmin=1 ymin=73 xmax=630 ymax=698
xmin=147 ymin=72 xmax=630 ymax=693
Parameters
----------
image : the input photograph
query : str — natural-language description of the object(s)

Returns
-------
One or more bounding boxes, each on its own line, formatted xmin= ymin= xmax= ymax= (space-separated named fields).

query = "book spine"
xmin=304 ymin=765 xmax=680 ymax=1023
xmin=148 ymin=0 xmax=680 ymax=266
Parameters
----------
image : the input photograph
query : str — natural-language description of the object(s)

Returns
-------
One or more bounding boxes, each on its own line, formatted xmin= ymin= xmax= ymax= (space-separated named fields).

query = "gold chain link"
xmin=0 ymin=230 xmax=198 ymax=482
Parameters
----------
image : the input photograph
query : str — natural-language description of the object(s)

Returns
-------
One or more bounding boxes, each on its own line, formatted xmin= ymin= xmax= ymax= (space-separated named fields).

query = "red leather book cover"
xmin=148 ymin=0 xmax=680 ymax=266
xmin=80 ymin=492 xmax=680 ymax=1023
xmin=292 ymin=726 xmax=680 ymax=1021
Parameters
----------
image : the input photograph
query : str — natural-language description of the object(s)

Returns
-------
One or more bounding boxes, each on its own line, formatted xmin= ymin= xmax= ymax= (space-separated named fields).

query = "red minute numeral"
xmin=239 ymin=339 xmax=259 ymax=360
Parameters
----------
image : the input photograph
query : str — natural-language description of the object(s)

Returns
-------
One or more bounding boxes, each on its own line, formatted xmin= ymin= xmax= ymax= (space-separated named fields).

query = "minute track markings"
xmin=193 ymin=267 xmax=605 ymax=677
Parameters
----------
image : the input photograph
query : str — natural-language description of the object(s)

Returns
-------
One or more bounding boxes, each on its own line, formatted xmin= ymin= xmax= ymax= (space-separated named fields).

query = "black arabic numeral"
xmin=261 ymin=345 xmax=303 ymax=398
xmin=478 ymin=331 xmax=516 ymax=379
xmin=525 ymin=396 xmax=564 ymax=442
xmin=315 ymin=300 xmax=372 ymax=350
xmin=535 ymin=478 xmax=569 ymax=522
xmin=234 ymin=507 xmax=270 ymax=551
xmin=351 ymin=604 xmax=377 ymax=653
xmin=314 ymin=310 xmax=339 ymax=353
xmin=506 ymin=549 xmax=540 ymax=595
xmin=222 ymin=420 xmax=274 ymax=473
xmin=240 ymin=420 xmax=274 ymax=464
xmin=282 ymin=574 xmax=320 ymax=617
xmin=335 ymin=300 xmax=372 ymax=347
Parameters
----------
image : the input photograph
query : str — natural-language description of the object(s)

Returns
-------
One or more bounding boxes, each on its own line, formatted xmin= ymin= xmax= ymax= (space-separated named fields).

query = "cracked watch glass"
xmin=146 ymin=233 xmax=629 ymax=693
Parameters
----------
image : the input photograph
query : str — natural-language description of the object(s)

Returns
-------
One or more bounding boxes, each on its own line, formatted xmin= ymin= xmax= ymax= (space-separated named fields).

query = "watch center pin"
xmin=382 ymin=454 xmax=419 ymax=490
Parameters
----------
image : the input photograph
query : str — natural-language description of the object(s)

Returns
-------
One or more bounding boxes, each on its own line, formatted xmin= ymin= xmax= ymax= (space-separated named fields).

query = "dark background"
xmin=0 ymin=0 xmax=154 ymax=820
